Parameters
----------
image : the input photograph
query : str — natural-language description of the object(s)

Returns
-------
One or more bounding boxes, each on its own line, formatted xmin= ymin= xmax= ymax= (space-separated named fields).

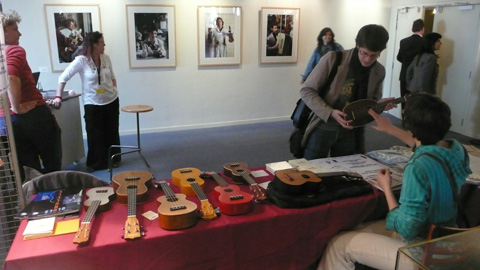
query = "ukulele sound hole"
xmin=167 ymin=197 xmax=179 ymax=203
xmin=236 ymin=169 xmax=245 ymax=173
xmin=127 ymin=185 xmax=138 ymax=190
xmin=301 ymin=174 xmax=311 ymax=179
xmin=187 ymin=178 xmax=196 ymax=182
xmin=224 ymin=188 xmax=233 ymax=193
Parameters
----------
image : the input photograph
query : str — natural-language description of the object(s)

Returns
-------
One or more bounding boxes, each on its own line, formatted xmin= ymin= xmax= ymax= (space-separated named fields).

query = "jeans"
xmin=304 ymin=126 xmax=357 ymax=160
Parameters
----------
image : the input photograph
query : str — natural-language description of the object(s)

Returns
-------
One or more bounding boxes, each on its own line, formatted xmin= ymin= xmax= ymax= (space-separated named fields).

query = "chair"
xmin=421 ymin=224 xmax=480 ymax=268
xmin=108 ymin=105 xmax=154 ymax=181
xmin=21 ymin=166 xmax=109 ymax=206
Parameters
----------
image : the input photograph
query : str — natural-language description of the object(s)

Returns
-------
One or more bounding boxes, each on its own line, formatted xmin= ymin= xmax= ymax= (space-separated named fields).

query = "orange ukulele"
xmin=112 ymin=170 xmax=152 ymax=240
xmin=171 ymin=167 xmax=205 ymax=196
xmin=156 ymin=180 xmax=199 ymax=230
xmin=73 ymin=187 xmax=116 ymax=244
xmin=189 ymin=182 xmax=218 ymax=220
xmin=201 ymin=171 xmax=254 ymax=215
xmin=223 ymin=162 xmax=268 ymax=203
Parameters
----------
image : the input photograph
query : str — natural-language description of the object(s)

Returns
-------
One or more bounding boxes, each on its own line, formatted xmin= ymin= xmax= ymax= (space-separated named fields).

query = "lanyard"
xmin=97 ymin=58 xmax=101 ymax=85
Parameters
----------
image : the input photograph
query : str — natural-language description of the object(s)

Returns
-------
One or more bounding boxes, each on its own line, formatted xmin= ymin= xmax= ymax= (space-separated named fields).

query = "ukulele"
xmin=190 ymin=183 xmax=218 ymax=220
xmin=342 ymin=96 xmax=407 ymax=127
xmin=273 ymin=169 xmax=323 ymax=195
xmin=156 ymin=181 xmax=199 ymax=230
xmin=73 ymin=187 xmax=115 ymax=244
xmin=171 ymin=167 xmax=205 ymax=196
xmin=112 ymin=170 xmax=153 ymax=240
xmin=201 ymin=171 xmax=254 ymax=215
xmin=223 ymin=162 xmax=268 ymax=203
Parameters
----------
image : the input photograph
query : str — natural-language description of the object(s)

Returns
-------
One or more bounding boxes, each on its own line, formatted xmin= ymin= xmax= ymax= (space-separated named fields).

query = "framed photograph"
xmin=45 ymin=5 xmax=101 ymax=72
xmin=260 ymin=7 xmax=300 ymax=64
xmin=197 ymin=6 xmax=242 ymax=66
xmin=126 ymin=5 xmax=176 ymax=68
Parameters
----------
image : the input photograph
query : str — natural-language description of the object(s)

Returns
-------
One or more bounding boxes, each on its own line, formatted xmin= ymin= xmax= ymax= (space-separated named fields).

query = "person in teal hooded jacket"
xmin=317 ymin=93 xmax=471 ymax=270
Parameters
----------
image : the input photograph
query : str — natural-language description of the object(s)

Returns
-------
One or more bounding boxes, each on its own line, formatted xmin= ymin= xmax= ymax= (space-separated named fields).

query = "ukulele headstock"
xmin=73 ymin=223 xmax=91 ymax=244
xmin=122 ymin=216 xmax=144 ymax=240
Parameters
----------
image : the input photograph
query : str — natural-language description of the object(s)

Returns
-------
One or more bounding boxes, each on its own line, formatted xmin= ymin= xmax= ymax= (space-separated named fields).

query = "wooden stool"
xmin=109 ymin=105 xmax=154 ymax=181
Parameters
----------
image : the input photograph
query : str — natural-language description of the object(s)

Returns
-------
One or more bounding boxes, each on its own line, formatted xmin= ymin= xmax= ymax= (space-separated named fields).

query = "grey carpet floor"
xmin=67 ymin=114 xmax=474 ymax=182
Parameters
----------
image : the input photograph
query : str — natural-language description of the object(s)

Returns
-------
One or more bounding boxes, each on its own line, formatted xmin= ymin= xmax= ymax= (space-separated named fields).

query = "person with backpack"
xmin=300 ymin=24 xmax=394 ymax=160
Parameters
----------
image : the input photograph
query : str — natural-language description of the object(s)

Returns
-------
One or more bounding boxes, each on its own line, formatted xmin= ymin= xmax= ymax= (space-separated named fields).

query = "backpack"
xmin=289 ymin=51 xmax=343 ymax=158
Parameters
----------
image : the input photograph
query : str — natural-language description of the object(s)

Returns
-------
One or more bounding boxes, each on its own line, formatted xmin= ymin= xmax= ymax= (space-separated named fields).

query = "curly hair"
xmin=1 ymin=10 xmax=21 ymax=30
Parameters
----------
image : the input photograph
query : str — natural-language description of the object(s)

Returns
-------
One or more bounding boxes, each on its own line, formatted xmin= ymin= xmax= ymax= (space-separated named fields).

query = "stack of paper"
xmin=23 ymin=217 xmax=56 ymax=240
xmin=265 ymin=161 xmax=293 ymax=174
xmin=288 ymin=158 xmax=330 ymax=174
xmin=23 ymin=217 xmax=80 ymax=240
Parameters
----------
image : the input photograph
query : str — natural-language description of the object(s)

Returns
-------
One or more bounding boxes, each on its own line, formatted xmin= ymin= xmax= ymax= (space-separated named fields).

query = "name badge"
xmin=96 ymin=88 xmax=105 ymax=94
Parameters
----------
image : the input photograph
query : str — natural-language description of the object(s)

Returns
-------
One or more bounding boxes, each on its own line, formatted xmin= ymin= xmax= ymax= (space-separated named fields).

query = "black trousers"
xmin=84 ymin=98 xmax=121 ymax=170
xmin=11 ymin=105 xmax=62 ymax=181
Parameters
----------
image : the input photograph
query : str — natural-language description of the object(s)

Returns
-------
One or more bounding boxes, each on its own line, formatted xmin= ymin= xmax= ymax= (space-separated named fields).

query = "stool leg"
xmin=107 ymin=111 xmax=154 ymax=181
xmin=136 ymin=112 xmax=141 ymax=148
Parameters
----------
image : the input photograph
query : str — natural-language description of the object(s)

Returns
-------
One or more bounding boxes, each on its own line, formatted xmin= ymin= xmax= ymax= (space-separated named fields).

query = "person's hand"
xmin=47 ymin=97 xmax=62 ymax=109
xmin=331 ymin=109 xmax=353 ymax=129
xmin=15 ymin=100 xmax=37 ymax=114
xmin=376 ymin=168 xmax=392 ymax=192
xmin=368 ymin=109 xmax=393 ymax=133
xmin=378 ymin=97 xmax=397 ymax=111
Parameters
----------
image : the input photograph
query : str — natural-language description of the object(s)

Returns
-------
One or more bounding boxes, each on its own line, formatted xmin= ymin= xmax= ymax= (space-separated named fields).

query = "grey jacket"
xmin=406 ymin=53 xmax=439 ymax=94
xmin=299 ymin=49 xmax=385 ymax=146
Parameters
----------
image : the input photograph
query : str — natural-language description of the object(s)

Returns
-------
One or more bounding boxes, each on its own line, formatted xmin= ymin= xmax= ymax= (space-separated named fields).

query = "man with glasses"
xmin=300 ymin=24 xmax=393 ymax=159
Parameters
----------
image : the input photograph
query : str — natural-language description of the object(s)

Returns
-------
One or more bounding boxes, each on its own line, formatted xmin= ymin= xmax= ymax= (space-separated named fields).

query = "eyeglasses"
xmin=358 ymin=48 xmax=380 ymax=60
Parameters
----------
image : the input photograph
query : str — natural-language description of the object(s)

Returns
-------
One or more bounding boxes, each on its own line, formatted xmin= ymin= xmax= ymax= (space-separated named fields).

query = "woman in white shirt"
xmin=54 ymin=31 xmax=121 ymax=172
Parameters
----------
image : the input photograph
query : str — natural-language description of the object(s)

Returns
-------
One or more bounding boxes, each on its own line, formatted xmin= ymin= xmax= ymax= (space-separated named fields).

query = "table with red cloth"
xmin=3 ymin=168 xmax=384 ymax=270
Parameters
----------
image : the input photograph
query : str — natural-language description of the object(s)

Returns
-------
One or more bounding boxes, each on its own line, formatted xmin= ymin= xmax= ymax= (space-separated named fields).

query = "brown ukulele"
xmin=112 ymin=170 xmax=153 ymax=240
xmin=171 ymin=168 xmax=205 ymax=196
xmin=273 ymin=169 xmax=323 ymax=195
xmin=73 ymin=187 xmax=115 ymax=244
xmin=223 ymin=162 xmax=268 ymax=203
xmin=342 ymin=96 xmax=407 ymax=127
xmin=156 ymin=180 xmax=199 ymax=230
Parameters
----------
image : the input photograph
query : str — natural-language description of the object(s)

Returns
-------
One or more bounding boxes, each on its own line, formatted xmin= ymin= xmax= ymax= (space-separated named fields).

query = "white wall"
xmin=387 ymin=0 xmax=480 ymax=138
xmin=2 ymin=0 xmax=392 ymax=136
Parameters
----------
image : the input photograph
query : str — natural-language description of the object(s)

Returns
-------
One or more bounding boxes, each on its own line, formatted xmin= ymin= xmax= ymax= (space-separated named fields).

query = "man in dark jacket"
xmin=397 ymin=19 xmax=424 ymax=111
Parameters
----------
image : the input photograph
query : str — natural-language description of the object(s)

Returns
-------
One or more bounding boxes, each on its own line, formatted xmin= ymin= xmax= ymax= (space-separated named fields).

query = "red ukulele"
xmin=201 ymin=171 xmax=254 ymax=215
xmin=223 ymin=162 xmax=268 ymax=203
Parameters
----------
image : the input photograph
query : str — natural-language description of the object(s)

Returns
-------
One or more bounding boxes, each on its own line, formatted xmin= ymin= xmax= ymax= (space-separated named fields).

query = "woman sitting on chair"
xmin=317 ymin=93 xmax=471 ymax=270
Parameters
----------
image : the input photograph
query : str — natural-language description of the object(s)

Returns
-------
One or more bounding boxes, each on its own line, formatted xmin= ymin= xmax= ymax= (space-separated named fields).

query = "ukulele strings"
xmin=161 ymin=181 xmax=183 ymax=209
xmin=213 ymin=172 xmax=244 ymax=199
xmin=349 ymin=97 xmax=403 ymax=119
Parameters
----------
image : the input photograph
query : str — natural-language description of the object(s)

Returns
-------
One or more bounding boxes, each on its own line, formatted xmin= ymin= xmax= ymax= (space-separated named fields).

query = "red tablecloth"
xmin=4 ymin=168 xmax=383 ymax=270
